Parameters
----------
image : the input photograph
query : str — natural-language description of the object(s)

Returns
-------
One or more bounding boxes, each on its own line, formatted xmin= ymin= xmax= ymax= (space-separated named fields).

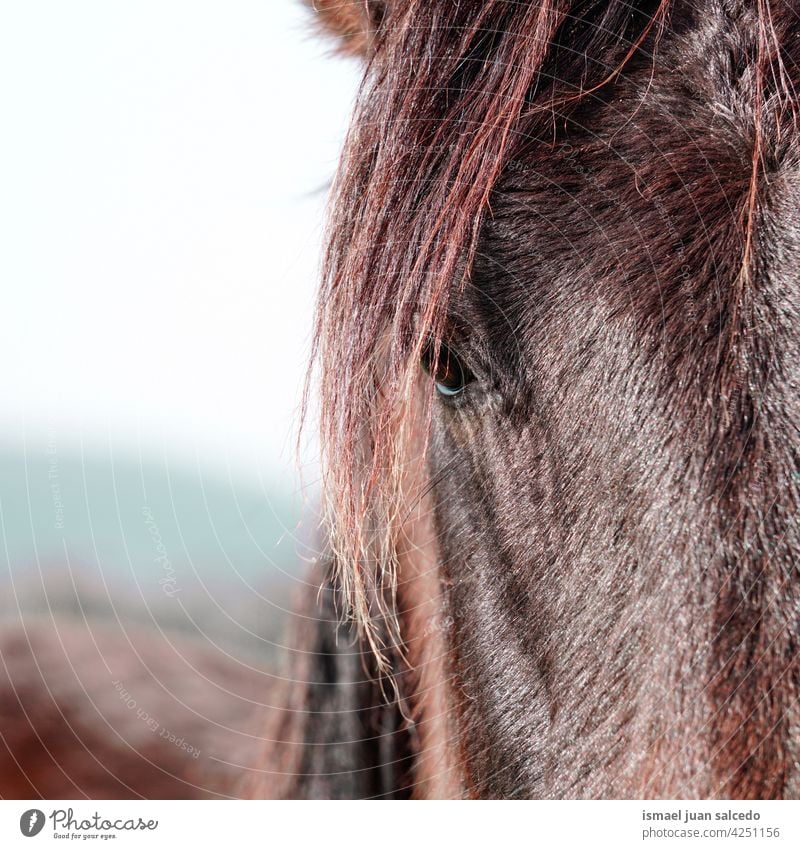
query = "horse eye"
xmin=421 ymin=342 xmax=473 ymax=398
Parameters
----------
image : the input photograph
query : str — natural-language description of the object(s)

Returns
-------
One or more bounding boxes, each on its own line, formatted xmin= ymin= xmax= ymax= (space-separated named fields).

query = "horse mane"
xmin=308 ymin=0 xmax=799 ymax=660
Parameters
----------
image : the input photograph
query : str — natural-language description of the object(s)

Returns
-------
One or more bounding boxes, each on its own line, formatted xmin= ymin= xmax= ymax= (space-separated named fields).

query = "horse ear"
xmin=306 ymin=1 xmax=383 ymax=58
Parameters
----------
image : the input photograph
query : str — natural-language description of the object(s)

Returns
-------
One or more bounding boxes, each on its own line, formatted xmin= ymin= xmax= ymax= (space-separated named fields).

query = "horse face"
xmin=420 ymin=12 xmax=800 ymax=798
xmin=312 ymin=0 xmax=800 ymax=798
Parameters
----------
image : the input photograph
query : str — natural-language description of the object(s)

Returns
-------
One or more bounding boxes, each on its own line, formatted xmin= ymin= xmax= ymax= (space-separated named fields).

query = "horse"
xmin=1 ymin=0 xmax=798 ymax=800
xmin=242 ymin=0 xmax=800 ymax=799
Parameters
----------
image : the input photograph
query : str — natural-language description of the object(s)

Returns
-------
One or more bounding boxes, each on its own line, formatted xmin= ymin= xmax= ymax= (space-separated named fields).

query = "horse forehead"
xmin=474 ymin=116 xmax=800 ymax=391
xmin=486 ymin=47 xmax=800 ymax=302
xmin=467 ymin=0 xmax=800 ymax=337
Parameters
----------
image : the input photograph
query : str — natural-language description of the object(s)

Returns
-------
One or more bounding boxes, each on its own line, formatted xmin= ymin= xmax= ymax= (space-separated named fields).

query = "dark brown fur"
xmin=254 ymin=0 xmax=800 ymax=799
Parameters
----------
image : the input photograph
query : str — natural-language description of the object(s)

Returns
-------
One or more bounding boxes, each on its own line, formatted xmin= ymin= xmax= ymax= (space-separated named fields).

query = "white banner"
xmin=1 ymin=800 xmax=798 ymax=849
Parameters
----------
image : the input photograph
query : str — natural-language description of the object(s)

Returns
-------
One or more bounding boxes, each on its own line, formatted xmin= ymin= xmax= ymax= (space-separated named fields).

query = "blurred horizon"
xmin=0 ymin=437 xmax=317 ymax=664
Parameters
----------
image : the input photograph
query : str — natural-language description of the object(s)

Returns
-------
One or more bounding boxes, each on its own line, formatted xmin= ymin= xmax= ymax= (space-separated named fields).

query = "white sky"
xmin=0 ymin=0 xmax=360 ymax=485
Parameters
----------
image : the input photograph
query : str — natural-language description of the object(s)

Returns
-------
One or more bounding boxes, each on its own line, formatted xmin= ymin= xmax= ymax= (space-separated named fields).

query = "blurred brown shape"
xmin=0 ymin=618 xmax=273 ymax=799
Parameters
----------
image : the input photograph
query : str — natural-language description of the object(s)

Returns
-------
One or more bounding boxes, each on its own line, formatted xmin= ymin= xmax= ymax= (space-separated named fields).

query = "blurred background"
xmin=0 ymin=0 xmax=360 ymax=796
